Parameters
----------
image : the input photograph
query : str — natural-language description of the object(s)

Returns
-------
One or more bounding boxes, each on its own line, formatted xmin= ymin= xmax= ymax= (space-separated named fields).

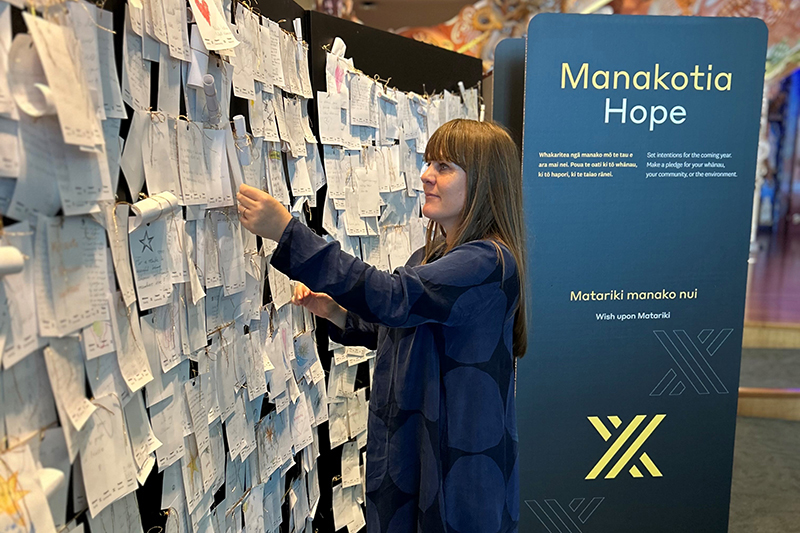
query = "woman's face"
xmin=420 ymin=160 xmax=468 ymax=232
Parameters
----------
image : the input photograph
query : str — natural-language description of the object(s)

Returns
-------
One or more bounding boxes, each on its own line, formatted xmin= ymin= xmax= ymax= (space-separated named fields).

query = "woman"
xmin=237 ymin=119 xmax=526 ymax=533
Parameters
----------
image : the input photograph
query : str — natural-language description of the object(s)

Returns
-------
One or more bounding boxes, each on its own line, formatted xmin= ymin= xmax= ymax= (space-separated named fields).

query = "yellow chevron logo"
xmin=586 ymin=414 xmax=666 ymax=480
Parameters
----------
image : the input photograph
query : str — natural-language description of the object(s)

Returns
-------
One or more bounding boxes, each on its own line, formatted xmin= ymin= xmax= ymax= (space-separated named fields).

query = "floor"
xmin=739 ymin=348 xmax=800 ymax=389
xmin=728 ymin=347 xmax=800 ymax=532
xmin=745 ymin=233 xmax=800 ymax=325
xmin=729 ymin=416 xmax=800 ymax=533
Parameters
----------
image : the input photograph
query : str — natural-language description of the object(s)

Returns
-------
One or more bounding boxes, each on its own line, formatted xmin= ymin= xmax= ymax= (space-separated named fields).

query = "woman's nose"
xmin=420 ymin=166 xmax=435 ymax=184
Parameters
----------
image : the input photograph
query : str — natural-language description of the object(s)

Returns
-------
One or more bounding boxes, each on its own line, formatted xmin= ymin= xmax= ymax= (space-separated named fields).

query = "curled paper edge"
xmin=128 ymin=191 xmax=181 ymax=233
xmin=8 ymin=33 xmax=57 ymax=117
xmin=0 ymin=245 xmax=25 ymax=276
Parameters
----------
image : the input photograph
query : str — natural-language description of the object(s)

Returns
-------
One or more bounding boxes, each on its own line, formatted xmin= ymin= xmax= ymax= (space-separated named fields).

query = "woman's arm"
xmin=272 ymin=218 xmax=505 ymax=329
xmin=292 ymin=283 xmax=379 ymax=349
xmin=327 ymin=312 xmax=379 ymax=350
xmin=237 ymin=184 xmax=509 ymax=330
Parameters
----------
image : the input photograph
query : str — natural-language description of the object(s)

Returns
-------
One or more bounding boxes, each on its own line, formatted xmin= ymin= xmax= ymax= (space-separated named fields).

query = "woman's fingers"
xmin=236 ymin=193 xmax=259 ymax=209
xmin=238 ymin=183 xmax=269 ymax=202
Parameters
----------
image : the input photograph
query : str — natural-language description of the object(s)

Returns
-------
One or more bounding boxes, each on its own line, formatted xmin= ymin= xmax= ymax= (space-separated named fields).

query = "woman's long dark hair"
xmin=423 ymin=119 xmax=528 ymax=358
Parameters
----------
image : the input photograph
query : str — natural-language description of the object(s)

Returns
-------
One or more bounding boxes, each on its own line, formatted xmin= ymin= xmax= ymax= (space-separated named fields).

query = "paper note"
xmin=317 ymin=91 xmax=347 ymax=146
xmin=0 ymin=445 xmax=58 ymax=533
xmin=80 ymin=394 xmax=138 ymax=517
xmin=355 ymin=167 xmax=380 ymax=217
xmin=266 ymin=142 xmax=290 ymax=205
xmin=82 ymin=307 xmax=116 ymax=360
xmin=87 ymin=492 xmax=144 ymax=533
xmin=181 ymin=433 xmax=205 ymax=513
xmin=243 ymin=332 xmax=268 ymax=401
xmin=45 ymin=216 xmax=109 ymax=335
xmin=267 ymin=20 xmax=286 ymax=90
xmin=143 ymin=118 xmax=180 ymax=200
xmin=85 ymin=351 xmax=131 ymax=406
xmin=214 ymin=211 xmax=246 ymax=295
xmin=150 ymin=393 xmax=186 ymax=471
xmin=343 ymin=182 xmax=367 ymax=236
xmin=2 ymin=221 xmax=41 ymax=368
xmin=347 ymin=388 xmax=368 ymax=437
xmin=275 ymin=407 xmax=294 ymax=468
xmin=105 ymin=126 xmax=124 ymax=191
xmin=3 ymin=349 xmax=58 ymax=447
xmin=202 ymin=129 xmax=228 ymax=209
xmin=290 ymin=392 xmax=314 ymax=453
xmin=101 ymin=203 xmax=138 ymax=307
xmin=152 ymin=295 xmax=184 ymax=372
xmin=38 ymin=427 xmax=71 ymax=528
xmin=341 ymin=441 xmax=360 ymax=488
xmin=67 ymin=1 xmax=106 ymax=121
xmin=281 ymin=31 xmax=302 ymax=96
xmin=157 ymin=45 xmax=181 ymax=117
xmin=283 ymin=97 xmax=307 ymax=157
xmin=129 ymin=218 xmax=173 ymax=310
xmin=261 ymin=92 xmax=280 ymax=142
xmin=257 ymin=23 xmax=275 ymax=88
xmin=287 ymin=155 xmax=313 ymax=197
xmin=124 ymin=391 xmax=164 ymax=469
xmin=141 ymin=315 xmax=177 ymax=406
xmin=24 ymin=13 xmax=103 ymax=146
xmin=122 ymin=6 xmax=152 ymax=111
xmin=43 ymin=337 xmax=96 ymax=431
xmin=0 ymin=117 xmax=19 ymax=178
xmin=184 ymin=377 xmax=210 ymax=452
xmin=0 ymin=3 xmax=15 ymax=118
xmin=309 ymin=378 xmax=329 ymax=427
xmin=349 ymin=75 xmax=373 ymax=127
xmin=163 ymin=0 xmax=191 ymax=60
xmin=110 ymin=292 xmax=154 ymax=392
xmin=188 ymin=0 xmax=238 ymax=51
xmin=297 ymin=41 xmax=313 ymax=99
xmin=97 ymin=10 xmax=127 ymax=119
xmin=7 ymin=115 xmax=63 ymax=221
xmin=29 ymin=218 xmax=62 ymax=340
xmin=176 ymin=120 xmax=209 ymax=205
xmin=328 ymin=399 xmax=349 ymax=449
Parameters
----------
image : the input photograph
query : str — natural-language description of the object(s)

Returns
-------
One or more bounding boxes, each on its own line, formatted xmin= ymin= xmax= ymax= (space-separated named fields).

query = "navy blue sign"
xmin=519 ymin=14 xmax=767 ymax=533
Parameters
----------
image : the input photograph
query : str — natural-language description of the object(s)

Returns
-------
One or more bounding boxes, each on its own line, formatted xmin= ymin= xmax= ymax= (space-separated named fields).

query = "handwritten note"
xmin=3 ymin=349 xmax=58 ymax=447
xmin=123 ymin=391 xmax=163 ymax=469
xmin=43 ymin=337 xmax=96 ymax=431
xmin=110 ymin=292 xmax=154 ymax=393
xmin=267 ymin=20 xmax=286 ymax=90
xmin=150 ymin=394 xmax=186 ymax=471
xmin=188 ymin=0 xmax=239 ymax=51
xmin=214 ymin=211 xmax=246 ymax=295
xmin=43 ymin=217 xmax=107 ymax=336
xmin=177 ymin=121 xmax=209 ymax=205
xmin=122 ymin=6 xmax=151 ymax=112
xmin=80 ymin=394 xmax=138 ymax=518
xmin=129 ymin=219 xmax=173 ymax=310
xmin=24 ymin=13 xmax=103 ymax=146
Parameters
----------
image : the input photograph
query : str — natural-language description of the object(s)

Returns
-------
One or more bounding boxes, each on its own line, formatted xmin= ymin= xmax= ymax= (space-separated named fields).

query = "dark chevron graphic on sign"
xmin=650 ymin=329 xmax=734 ymax=396
xmin=526 ymin=497 xmax=604 ymax=532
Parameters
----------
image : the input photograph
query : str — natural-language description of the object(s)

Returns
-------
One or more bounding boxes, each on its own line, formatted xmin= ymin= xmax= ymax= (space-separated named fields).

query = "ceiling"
xmin=353 ymin=0 xmax=470 ymax=32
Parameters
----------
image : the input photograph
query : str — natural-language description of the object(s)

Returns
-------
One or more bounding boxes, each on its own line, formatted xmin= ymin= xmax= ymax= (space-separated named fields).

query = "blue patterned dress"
xmin=271 ymin=218 xmax=520 ymax=533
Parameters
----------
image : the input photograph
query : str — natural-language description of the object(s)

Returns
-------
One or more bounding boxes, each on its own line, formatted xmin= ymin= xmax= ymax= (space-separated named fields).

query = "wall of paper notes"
xmin=0 ymin=0 xmax=480 ymax=532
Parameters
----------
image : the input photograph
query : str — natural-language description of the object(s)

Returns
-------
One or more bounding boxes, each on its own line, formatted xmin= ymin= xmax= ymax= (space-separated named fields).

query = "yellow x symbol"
xmin=586 ymin=415 xmax=666 ymax=480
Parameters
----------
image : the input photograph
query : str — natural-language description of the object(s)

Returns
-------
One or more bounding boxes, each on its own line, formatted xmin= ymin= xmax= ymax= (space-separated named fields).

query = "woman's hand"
xmin=237 ymin=184 xmax=293 ymax=241
xmin=292 ymin=283 xmax=347 ymax=330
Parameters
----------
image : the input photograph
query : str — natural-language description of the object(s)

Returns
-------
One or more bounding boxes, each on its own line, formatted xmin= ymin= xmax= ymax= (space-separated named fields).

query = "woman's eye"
xmin=439 ymin=163 xmax=449 ymax=171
